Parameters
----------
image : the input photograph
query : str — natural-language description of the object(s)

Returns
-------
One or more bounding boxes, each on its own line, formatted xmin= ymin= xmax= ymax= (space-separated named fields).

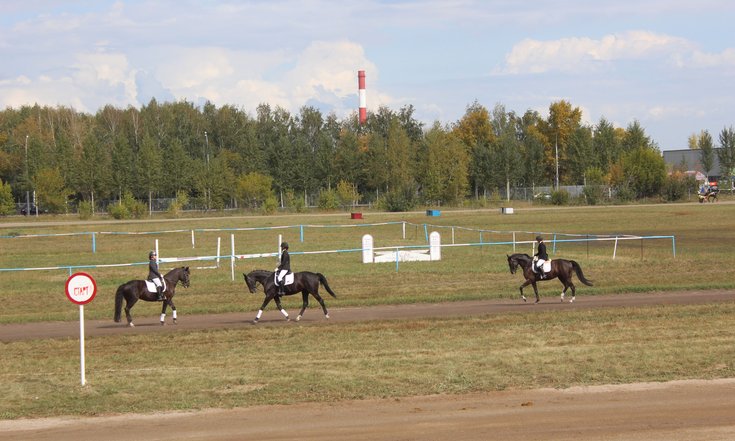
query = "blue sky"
xmin=1 ymin=0 xmax=734 ymax=150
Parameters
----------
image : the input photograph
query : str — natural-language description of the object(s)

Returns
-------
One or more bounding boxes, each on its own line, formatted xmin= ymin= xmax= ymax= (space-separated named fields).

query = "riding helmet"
xmin=536 ymin=235 xmax=543 ymax=242
xmin=281 ymin=242 xmax=289 ymax=249
xmin=149 ymin=250 xmax=157 ymax=258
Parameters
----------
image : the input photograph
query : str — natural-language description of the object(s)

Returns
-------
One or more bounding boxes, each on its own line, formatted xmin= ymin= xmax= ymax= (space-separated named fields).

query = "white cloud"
xmin=495 ymin=31 xmax=694 ymax=74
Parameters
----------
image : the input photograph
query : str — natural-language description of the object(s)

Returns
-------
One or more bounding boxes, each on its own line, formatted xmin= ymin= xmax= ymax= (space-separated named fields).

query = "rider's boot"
xmin=537 ymin=266 xmax=544 ymax=279
xmin=277 ymin=281 xmax=285 ymax=297
xmin=156 ymin=286 xmax=164 ymax=301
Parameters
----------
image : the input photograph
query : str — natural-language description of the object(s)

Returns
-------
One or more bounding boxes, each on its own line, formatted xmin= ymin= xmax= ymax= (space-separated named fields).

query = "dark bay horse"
xmin=507 ymin=254 xmax=592 ymax=303
xmin=243 ymin=269 xmax=337 ymax=323
xmin=114 ymin=266 xmax=190 ymax=327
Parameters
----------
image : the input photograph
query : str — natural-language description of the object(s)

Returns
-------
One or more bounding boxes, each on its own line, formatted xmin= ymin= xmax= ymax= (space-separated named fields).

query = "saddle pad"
xmin=543 ymin=261 xmax=552 ymax=272
xmin=274 ymin=272 xmax=294 ymax=286
xmin=144 ymin=279 xmax=167 ymax=293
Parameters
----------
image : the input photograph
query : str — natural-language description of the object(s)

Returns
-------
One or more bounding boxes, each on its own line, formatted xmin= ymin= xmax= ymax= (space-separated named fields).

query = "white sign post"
xmin=65 ymin=272 xmax=97 ymax=386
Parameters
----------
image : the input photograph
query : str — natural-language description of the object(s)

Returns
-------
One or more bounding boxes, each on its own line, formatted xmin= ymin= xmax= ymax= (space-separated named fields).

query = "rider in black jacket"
xmin=147 ymin=250 xmax=165 ymax=301
xmin=275 ymin=242 xmax=291 ymax=296
xmin=533 ymin=236 xmax=548 ymax=279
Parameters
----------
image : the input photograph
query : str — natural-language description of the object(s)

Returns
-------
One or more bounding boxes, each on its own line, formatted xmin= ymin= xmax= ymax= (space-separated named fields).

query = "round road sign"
xmin=65 ymin=272 xmax=97 ymax=305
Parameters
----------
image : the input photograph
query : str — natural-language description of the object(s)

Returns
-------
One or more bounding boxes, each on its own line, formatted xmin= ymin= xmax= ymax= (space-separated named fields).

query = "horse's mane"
xmin=250 ymin=269 xmax=272 ymax=276
xmin=509 ymin=253 xmax=532 ymax=260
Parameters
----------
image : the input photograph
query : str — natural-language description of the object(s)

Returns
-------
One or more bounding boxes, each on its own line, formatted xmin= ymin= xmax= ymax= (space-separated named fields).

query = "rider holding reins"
xmin=533 ymin=235 xmax=548 ymax=279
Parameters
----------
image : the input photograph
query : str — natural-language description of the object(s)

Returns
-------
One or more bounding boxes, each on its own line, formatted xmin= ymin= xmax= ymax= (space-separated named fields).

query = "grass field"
xmin=1 ymin=202 xmax=734 ymax=419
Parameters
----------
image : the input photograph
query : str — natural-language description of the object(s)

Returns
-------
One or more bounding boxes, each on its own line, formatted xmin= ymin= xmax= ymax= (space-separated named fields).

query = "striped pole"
xmin=358 ymin=70 xmax=367 ymax=125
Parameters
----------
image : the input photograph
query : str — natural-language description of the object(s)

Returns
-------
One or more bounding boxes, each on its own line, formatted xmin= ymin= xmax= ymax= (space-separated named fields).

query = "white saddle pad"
xmin=274 ymin=272 xmax=294 ymax=286
xmin=144 ymin=279 xmax=167 ymax=293
xmin=542 ymin=261 xmax=551 ymax=272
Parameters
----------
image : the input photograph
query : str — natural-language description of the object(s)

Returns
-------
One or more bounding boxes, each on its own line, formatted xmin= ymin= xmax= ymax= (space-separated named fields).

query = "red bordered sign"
xmin=65 ymin=272 xmax=97 ymax=305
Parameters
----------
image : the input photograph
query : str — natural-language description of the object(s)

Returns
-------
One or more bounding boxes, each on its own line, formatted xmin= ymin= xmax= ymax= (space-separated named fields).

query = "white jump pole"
xmin=191 ymin=230 xmax=195 ymax=249
xmin=216 ymin=236 xmax=221 ymax=268
xmin=613 ymin=236 xmax=619 ymax=259
xmin=278 ymin=234 xmax=282 ymax=262
xmin=512 ymin=231 xmax=516 ymax=252
xmin=230 ymin=234 xmax=235 ymax=281
xmin=402 ymin=222 xmax=406 ymax=240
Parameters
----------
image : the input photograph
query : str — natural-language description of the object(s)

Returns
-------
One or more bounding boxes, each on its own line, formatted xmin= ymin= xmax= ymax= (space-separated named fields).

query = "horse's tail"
xmin=114 ymin=285 xmax=124 ymax=322
xmin=317 ymin=273 xmax=337 ymax=298
xmin=571 ymin=261 xmax=594 ymax=286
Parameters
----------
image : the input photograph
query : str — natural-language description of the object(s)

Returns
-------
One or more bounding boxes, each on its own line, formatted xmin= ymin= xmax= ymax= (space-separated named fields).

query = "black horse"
xmin=507 ymin=254 xmax=592 ymax=303
xmin=243 ymin=269 xmax=337 ymax=323
xmin=114 ymin=266 xmax=190 ymax=327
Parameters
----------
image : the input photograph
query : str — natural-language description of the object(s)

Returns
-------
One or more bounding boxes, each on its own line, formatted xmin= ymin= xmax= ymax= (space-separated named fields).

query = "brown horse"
xmin=114 ymin=266 xmax=190 ymax=327
xmin=243 ymin=269 xmax=336 ymax=323
xmin=507 ymin=254 xmax=592 ymax=303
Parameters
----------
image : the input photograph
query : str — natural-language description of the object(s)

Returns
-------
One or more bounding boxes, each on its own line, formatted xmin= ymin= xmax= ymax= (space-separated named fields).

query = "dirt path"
xmin=2 ymin=379 xmax=734 ymax=441
xmin=1 ymin=289 xmax=734 ymax=440
xmin=1 ymin=289 xmax=732 ymax=342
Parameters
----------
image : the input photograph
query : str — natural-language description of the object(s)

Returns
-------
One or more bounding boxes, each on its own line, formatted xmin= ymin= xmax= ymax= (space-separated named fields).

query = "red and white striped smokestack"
xmin=358 ymin=70 xmax=366 ymax=125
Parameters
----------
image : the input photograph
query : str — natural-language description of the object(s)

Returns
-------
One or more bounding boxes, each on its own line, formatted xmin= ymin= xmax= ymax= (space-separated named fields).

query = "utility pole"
xmin=24 ymin=135 xmax=30 ymax=214
xmin=555 ymin=133 xmax=559 ymax=190
xmin=204 ymin=131 xmax=210 ymax=210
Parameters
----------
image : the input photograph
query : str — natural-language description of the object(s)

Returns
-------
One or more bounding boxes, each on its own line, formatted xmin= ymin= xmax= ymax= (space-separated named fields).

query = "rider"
xmin=275 ymin=242 xmax=291 ymax=296
xmin=533 ymin=236 xmax=548 ymax=279
xmin=147 ymin=250 xmax=165 ymax=301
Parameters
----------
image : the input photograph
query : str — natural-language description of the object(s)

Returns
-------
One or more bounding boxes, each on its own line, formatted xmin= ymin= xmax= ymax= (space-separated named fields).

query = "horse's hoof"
xmin=570 ymin=298 xmax=575 ymax=303
xmin=285 ymin=317 xmax=291 ymax=322
xmin=296 ymin=315 xmax=302 ymax=322
xmin=252 ymin=319 xmax=259 ymax=324
xmin=325 ymin=314 xmax=330 ymax=319
xmin=160 ymin=321 xmax=165 ymax=326
xmin=173 ymin=319 xmax=177 ymax=325
xmin=128 ymin=323 xmax=135 ymax=328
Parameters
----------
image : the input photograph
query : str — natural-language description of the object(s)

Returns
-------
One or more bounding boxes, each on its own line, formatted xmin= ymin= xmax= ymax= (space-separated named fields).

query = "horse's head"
xmin=243 ymin=272 xmax=258 ymax=294
xmin=507 ymin=255 xmax=518 ymax=274
xmin=180 ymin=266 xmax=190 ymax=287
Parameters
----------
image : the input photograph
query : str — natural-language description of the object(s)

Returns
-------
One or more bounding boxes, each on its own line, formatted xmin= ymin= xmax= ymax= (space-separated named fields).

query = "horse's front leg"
xmin=160 ymin=298 xmax=177 ymax=324
xmin=532 ymin=282 xmax=540 ymax=303
xmin=253 ymin=295 xmax=275 ymax=324
xmin=160 ymin=299 xmax=168 ymax=325
xmin=274 ymin=296 xmax=290 ymax=321
xmin=519 ymin=280 xmax=532 ymax=302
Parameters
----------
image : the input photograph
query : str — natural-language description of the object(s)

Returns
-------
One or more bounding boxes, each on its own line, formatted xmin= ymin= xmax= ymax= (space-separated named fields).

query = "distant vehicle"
xmin=20 ymin=204 xmax=46 ymax=215
xmin=698 ymin=183 xmax=719 ymax=203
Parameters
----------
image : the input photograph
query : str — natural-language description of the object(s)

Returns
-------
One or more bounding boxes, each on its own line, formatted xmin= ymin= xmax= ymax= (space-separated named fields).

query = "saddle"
xmin=144 ymin=279 xmax=167 ymax=293
xmin=535 ymin=260 xmax=552 ymax=275
xmin=274 ymin=272 xmax=294 ymax=286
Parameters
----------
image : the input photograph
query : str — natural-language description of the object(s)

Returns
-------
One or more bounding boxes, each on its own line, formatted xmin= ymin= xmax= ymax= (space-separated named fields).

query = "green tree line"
xmin=1 ymin=98 xmax=733 ymax=214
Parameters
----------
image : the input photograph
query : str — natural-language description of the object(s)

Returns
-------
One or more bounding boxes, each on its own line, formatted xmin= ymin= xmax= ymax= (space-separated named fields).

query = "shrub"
xmin=317 ymin=188 xmax=340 ymax=210
xmin=108 ymin=203 xmax=129 ymax=220
xmin=0 ymin=179 xmax=15 ymax=215
xmin=78 ymin=201 xmax=94 ymax=219
xmin=262 ymin=195 xmax=278 ymax=214
xmin=551 ymin=189 xmax=570 ymax=205
xmin=662 ymin=173 xmax=696 ymax=202
xmin=166 ymin=191 xmax=190 ymax=218
xmin=582 ymin=186 xmax=605 ymax=205
xmin=377 ymin=185 xmax=417 ymax=212
xmin=109 ymin=192 xmax=147 ymax=219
